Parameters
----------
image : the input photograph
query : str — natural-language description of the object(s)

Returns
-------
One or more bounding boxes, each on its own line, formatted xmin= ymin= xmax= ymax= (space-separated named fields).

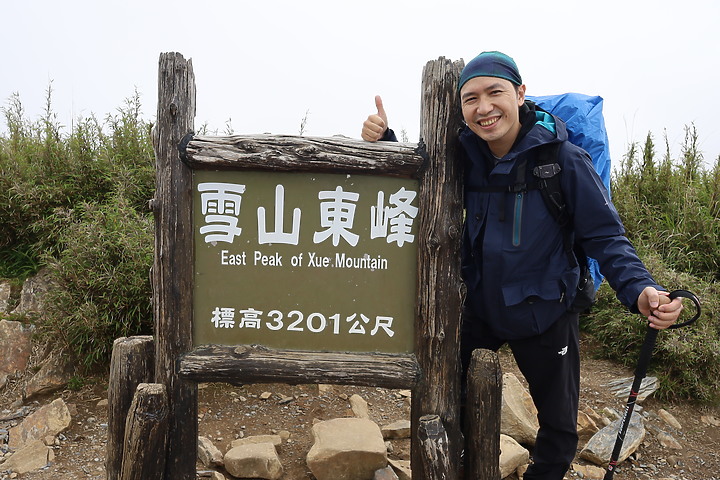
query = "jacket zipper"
xmin=513 ymin=192 xmax=523 ymax=246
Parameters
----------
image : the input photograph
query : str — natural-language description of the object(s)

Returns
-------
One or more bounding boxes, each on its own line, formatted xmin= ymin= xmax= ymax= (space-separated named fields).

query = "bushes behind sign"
xmin=0 ymin=88 xmax=155 ymax=368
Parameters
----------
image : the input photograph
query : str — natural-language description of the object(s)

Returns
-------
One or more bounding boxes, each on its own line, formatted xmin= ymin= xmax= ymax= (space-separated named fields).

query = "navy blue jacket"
xmin=460 ymin=105 xmax=661 ymax=339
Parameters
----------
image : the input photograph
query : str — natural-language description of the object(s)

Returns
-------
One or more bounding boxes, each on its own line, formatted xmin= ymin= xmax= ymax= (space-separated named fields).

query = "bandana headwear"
xmin=458 ymin=51 xmax=522 ymax=92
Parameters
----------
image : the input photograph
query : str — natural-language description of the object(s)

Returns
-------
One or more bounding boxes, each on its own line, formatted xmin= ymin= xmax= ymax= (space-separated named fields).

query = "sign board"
xmin=193 ymin=169 xmax=419 ymax=353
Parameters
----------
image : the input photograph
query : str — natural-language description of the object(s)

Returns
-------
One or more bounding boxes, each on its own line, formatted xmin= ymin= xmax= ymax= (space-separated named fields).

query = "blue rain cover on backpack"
xmin=527 ymin=93 xmax=611 ymax=292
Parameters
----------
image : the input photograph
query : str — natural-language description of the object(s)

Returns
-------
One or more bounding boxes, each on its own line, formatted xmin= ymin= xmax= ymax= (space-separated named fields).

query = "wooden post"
xmin=120 ymin=383 xmax=169 ymax=480
xmin=152 ymin=52 xmax=197 ymax=480
xmin=464 ymin=349 xmax=502 ymax=479
xmin=106 ymin=336 xmax=155 ymax=480
xmin=413 ymin=57 xmax=465 ymax=479
xmin=418 ymin=414 xmax=452 ymax=479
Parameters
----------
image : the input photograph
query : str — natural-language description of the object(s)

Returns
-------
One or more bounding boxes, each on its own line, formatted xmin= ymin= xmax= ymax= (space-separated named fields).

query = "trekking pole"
xmin=603 ymin=289 xmax=701 ymax=480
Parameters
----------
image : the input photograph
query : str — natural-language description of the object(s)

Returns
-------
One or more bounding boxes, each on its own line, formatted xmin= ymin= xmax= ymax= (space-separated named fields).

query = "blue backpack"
xmin=527 ymin=93 xmax=612 ymax=294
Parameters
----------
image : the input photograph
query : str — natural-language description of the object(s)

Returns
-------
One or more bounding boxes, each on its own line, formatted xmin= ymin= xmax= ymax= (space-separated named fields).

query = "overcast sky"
xmin=3 ymin=0 xmax=719 ymax=167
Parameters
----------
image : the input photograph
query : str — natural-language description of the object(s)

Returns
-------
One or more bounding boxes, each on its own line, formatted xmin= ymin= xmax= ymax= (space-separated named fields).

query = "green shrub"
xmin=596 ymin=125 xmax=720 ymax=401
xmin=1 ymin=88 xmax=155 ymax=368
xmin=612 ymin=126 xmax=720 ymax=280
xmin=0 ymin=88 xmax=153 ymax=270
xmin=582 ymin=254 xmax=720 ymax=402
xmin=39 ymin=196 xmax=153 ymax=368
xmin=588 ymin=126 xmax=720 ymax=402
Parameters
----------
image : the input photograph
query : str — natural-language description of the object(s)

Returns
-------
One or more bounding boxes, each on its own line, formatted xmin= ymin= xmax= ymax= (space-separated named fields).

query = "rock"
xmin=604 ymin=376 xmax=658 ymax=402
xmin=224 ymin=442 xmax=283 ymax=480
xmin=278 ymin=395 xmax=294 ymax=405
xmin=9 ymin=398 xmax=72 ymax=450
xmin=198 ymin=436 xmax=224 ymax=467
xmin=501 ymin=372 xmax=539 ymax=445
xmin=656 ymin=431 xmax=682 ymax=449
xmin=571 ymin=463 xmax=606 ymax=479
xmin=0 ymin=280 xmax=11 ymax=313
xmin=583 ymin=406 xmax=604 ymax=426
xmin=230 ymin=434 xmax=282 ymax=449
xmin=657 ymin=409 xmax=682 ymax=430
xmin=580 ymin=410 xmax=645 ymax=466
xmin=0 ymin=320 xmax=34 ymax=389
xmin=349 ymin=394 xmax=370 ymax=419
xmin=24 ymin=353 xmax=75 ymax=400
xmin=307 ymin=418 xmax=387 ymax=480
xmin=577 ymin=409 xmax=600 ymax=439
xmin=499 ymin=433 xmax=530 ymax=479
xmin=602 ymin=407 xmax=621 ymax=421
xmin=0 ymin=439 xmax=54 ymax=474
xmin=197 ymin=471 xmax=226 ymax=480
xmin=381 ymin=420 xmax=411 ymax=439
xmin=388 ymin=458 xmax=411 ymax=480
xmin=374 ymin=465 xmax=399 ymax=479
xmin=701 ymin=415 xmax=720 ymax=427
xmin=11 ymin=268 xmax=53 ymax=317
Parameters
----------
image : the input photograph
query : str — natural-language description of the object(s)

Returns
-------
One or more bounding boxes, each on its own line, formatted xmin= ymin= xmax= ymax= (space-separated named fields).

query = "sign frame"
xmin=153 ymin=52 xmax=465 ymax=480
xmin=178 ymin=133 xmax=426 ymax=387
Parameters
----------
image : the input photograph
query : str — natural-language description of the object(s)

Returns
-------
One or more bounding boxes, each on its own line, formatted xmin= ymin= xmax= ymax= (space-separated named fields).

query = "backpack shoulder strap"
xmin=533 ymin=142 xmax=581 ymax=268
xmin=533 ymin=142 xmax=566 ymax=225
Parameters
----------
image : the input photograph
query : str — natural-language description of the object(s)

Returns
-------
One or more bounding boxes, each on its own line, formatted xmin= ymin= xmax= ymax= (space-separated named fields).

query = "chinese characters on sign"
xmin=197 ymin=182 xmax=417 ymax=248
xmin=193 ymin=170 xmax=419 ymax=354
xmin=209 ymin=307 xmax=395 ymax=337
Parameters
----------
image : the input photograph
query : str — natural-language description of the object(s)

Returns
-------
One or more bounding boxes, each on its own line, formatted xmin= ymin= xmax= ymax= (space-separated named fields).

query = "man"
xmin=361 ymin=51 xmax=683 ymax=479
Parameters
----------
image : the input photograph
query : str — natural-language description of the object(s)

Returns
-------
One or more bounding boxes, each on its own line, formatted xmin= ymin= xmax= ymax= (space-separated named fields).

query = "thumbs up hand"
xmin=361 ymin=95 xmax=389 ymax=142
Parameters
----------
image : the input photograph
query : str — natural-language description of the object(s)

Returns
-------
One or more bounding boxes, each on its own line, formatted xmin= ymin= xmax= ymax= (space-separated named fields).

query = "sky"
xmin=2 ymin=0 xmax=719 ymax=168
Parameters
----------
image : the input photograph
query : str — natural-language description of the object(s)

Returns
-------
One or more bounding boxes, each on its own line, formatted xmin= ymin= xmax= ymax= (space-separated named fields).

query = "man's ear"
xmin=517 ymin=84 xmax=526 ymax=106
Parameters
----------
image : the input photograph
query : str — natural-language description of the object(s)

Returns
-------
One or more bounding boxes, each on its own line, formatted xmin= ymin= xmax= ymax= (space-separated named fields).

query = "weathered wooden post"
xmin=120 ymin=383 xmax=169 ymax=480
xmin=418 ymin=414 xmax=453 ymax=477
xmin=413 ymin=57 xmax=465 ymax=479
xmin=106 ymin=336 xmax=154 ymax=480
xmin=465 ymin=348 xmax=502 ymax=479
xmin=151 ymin=52 xmax=197 ymax=480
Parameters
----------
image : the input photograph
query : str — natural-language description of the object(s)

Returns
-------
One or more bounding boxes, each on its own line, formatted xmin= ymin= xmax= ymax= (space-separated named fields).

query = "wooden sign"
xmin=152 ymin=52 xmax=467 ymax=480
xmin=193 ymin=169 xmax=419 ymax=353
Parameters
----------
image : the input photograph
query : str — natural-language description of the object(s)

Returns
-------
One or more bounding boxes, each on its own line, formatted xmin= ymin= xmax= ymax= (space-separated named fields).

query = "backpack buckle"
xmin=533 ymin=163 xmax=562 ymax=179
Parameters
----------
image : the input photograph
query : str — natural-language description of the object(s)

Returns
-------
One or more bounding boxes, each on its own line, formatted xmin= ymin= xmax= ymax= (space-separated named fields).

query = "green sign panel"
xmin=193 ymin=170 xmax=419 ymax=353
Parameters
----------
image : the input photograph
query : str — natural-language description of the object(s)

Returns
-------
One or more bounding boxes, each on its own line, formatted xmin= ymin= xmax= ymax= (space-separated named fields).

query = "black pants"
xmin=461 ymin=310 xmax=580 ymax=480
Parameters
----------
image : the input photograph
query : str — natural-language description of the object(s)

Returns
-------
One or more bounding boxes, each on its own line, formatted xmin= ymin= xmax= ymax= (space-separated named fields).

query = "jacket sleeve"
xmin=381 ymin=128 xmax=398 ymax=142
xmin=559 ymin=142 xmax=663 ymax=312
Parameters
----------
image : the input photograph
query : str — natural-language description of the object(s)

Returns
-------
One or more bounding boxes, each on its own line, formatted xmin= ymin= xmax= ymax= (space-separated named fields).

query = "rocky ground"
xmin=2 ymin=335 xmax=719 ymax=480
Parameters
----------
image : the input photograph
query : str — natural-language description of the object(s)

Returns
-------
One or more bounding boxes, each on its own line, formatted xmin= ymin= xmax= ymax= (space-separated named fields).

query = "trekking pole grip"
xmin=666 ymin=290 xmax=701 ymax=329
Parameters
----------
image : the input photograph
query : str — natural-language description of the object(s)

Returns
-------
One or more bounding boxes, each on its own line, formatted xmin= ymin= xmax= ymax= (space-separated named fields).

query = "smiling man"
xmin=361 ymin=51 xmax=683 ymax=479
xmin=459 ymin=75 xmax=525 ymax=158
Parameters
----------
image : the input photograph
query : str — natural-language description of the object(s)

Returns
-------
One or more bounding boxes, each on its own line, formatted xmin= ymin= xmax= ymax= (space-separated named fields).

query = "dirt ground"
xmin=2 ymin=335 xmax=719 ymax=480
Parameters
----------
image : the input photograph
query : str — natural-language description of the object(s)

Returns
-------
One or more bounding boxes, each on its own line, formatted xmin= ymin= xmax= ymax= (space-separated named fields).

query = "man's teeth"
xmin=480 ymin=117 xmax=498 ymax=127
